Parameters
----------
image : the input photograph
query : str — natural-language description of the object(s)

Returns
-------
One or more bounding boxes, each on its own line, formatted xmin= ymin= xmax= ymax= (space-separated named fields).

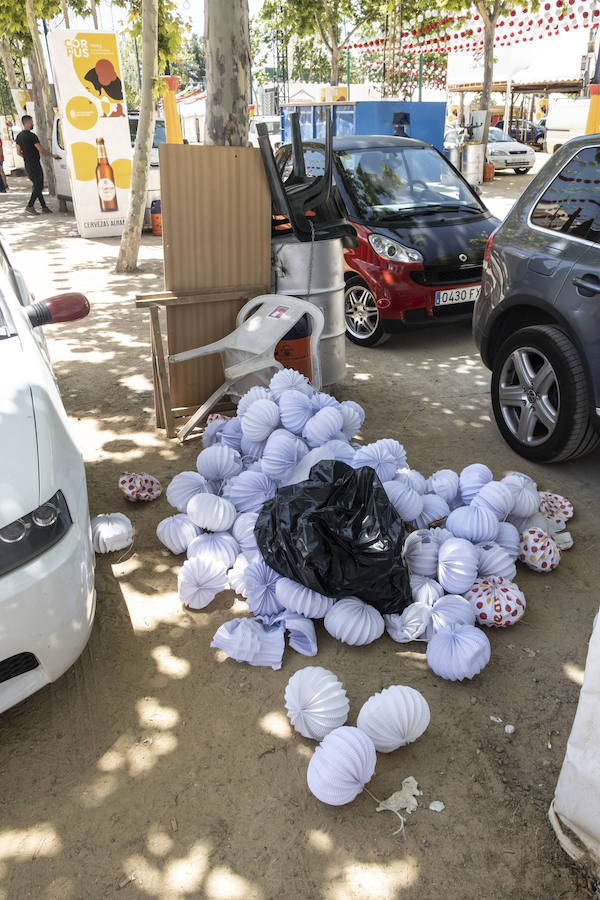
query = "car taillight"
xmin=483 ymin=230 xmax=496 ymax=265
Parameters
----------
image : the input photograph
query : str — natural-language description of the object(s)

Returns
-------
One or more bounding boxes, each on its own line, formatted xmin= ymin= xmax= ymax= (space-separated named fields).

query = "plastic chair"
xmin=168 ymin=294 xmax=325 ymax=441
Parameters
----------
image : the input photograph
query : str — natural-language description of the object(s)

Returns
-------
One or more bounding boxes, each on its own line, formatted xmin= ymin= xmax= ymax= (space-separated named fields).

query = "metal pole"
xmin=418 ymin=52 xmax=423 ymax=102
xmin=134 ymin=38 xmax=142 ymax=92
xmin=346 ymin=47 xmax=350 ymax=100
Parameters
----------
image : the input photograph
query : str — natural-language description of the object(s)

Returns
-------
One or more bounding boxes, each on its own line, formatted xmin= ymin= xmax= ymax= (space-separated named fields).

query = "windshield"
xmin=128 ymin=118 xmax=166 ymax=148
xmin=336 ymin=145 xmax=482 ymax=221
xmin=488 ymin=128 xmax=512 ymax=143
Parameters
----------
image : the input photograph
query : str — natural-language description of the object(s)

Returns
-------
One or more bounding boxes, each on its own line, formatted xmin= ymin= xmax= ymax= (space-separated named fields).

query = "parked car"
xmin=249 ymin=115 xmax=281 ymax=151
xmin=0 ymin=231 xmax=95 ymax=712
xmin=473 ymin=135 xmax=600 ymax=462
xmin=496 ymin=118 xmax=544 ymax=148
xmin=543 ymin=98 xmax=590 ymax=154
xmin=277 ymin=135 xmax=499 ymax=346
xmin=445 ymin=127 xmax=535 ymax=175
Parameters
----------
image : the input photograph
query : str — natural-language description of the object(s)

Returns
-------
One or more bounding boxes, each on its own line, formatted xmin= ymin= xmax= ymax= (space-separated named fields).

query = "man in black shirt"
xmin=15 ymin=115 xmax=60 ymax=216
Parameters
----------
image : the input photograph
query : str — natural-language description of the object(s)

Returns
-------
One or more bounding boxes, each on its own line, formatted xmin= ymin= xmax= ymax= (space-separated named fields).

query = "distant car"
xmin=249 ymin=116 xmax=281 ymax=151
xmin=473 ymin=135 xmax=600 ymax=462
xmin=277 ymin=135 xmax=499 ymax=346
xmin=496 ymin=118 xmax=544 ymax=148
xmin=0 ymin=231 xmax=95 ymax=712
xmin=444 ymin=127 xmax=535 ymax=175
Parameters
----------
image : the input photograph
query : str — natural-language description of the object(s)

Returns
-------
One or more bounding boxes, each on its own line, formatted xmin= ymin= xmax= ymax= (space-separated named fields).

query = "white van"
xmin=248 ymin=115 xmax=281 ymax=150
xmin=52 ymin=115 xmax=162 ymax=227
xmin=544 ymin=98 xmax=590 ymax=154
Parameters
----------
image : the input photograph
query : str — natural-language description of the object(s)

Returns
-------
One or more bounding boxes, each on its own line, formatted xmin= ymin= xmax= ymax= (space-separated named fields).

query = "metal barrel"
xmin=461 ymin=143 xmax=485 ymax=186
xmin=272 ymin=236 xmax=346 ymax=386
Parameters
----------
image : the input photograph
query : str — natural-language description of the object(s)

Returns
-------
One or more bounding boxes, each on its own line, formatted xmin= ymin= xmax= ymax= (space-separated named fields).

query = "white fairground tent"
xmin=176 ymin=87 xmax=206 ymax=144
xmin=549 ymin=616 xmax=600 ymax=875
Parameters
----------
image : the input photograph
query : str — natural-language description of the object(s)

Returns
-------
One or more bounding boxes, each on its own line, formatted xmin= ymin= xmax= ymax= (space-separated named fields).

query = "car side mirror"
xmin=27 ymin=292 xmax=90 ymax=328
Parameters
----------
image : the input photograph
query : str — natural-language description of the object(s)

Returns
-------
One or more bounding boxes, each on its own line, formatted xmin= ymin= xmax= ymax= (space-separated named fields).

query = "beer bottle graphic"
xmin=95 ymin=137 xmax=118 ymax=212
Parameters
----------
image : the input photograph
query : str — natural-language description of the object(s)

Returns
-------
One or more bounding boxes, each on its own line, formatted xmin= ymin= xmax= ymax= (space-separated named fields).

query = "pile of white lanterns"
xmin=150 ymin=367 xmax=574 ymax=682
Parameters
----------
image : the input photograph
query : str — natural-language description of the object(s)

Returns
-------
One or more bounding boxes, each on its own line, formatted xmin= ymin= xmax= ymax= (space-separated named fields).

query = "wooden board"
xmin=158 ymin=144 xmax=271 ymax=409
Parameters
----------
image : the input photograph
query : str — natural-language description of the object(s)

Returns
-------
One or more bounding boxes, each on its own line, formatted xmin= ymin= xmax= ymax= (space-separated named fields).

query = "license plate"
xmin=435 ymin=285 xmax=481 ymax=306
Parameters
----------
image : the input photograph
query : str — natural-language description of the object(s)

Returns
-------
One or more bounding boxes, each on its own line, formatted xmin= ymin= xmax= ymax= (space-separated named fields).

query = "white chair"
xmin=168 ymin=294 xmax=325 ymax=441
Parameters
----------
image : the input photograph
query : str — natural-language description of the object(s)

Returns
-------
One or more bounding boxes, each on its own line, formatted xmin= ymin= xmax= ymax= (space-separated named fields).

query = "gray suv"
xmin=473 ymin=134 xmax=600 ymax=462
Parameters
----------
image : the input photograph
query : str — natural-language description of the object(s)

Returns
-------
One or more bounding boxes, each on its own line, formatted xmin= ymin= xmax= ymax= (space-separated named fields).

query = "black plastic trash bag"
xmin=255 ymin=459 xmax=412 ymax=615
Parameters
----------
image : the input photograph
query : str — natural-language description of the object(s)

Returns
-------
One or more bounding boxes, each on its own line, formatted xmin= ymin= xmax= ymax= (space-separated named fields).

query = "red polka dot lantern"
xmin=538 ymin=491 xmax=574 ymax=529
xmin=466 ymin=576 xmax=526 ymax=627
xmin=519 ymin=527 xmax=561 ymax=573
xmin=119 ymin=471 xmax=163 ymax=502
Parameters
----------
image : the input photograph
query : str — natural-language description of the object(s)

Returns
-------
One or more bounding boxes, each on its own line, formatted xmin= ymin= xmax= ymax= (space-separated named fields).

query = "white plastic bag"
xmin=549 ymin=612 xmax=600 ymax=872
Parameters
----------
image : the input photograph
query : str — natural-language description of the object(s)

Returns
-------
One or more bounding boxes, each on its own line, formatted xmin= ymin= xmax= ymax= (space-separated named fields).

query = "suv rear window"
xmin=531 ymin=146 xmax=600 ymax=242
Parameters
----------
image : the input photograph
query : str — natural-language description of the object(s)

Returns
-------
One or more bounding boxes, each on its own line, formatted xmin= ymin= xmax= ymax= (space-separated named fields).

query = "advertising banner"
xmin=48 ymin=31 xmax=132 ymax=238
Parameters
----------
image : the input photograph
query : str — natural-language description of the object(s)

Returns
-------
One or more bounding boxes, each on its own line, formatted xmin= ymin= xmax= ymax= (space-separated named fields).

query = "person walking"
xmin=0 ymin=136 xmax=7 ymax=193
xmin=15 ymin=115 xmax=59 ymax=215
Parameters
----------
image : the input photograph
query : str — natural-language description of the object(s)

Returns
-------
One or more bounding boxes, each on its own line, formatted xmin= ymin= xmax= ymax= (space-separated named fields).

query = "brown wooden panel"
xmin=159 ymin=144 xmax=271 ymax=293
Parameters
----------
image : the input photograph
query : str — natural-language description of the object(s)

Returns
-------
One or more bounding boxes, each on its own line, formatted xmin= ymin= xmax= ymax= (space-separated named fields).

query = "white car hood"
xmin=490 ymin=140 xmax=534 ymax=154
xmin=0 ymin=335 xmax=40 ymax=527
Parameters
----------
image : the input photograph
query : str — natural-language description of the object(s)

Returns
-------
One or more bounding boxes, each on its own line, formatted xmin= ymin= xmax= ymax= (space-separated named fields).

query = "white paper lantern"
xmin=303 ymin=407 xmax=345 ymax=448
xmin=472 ymin=481 xmax=514 ymax=521
xmin=324 ymin=597 xmax=385 ymax=646
xmin=222 ymin=470 xmax=277 ymax=513
xmin=459 ymin=463 xmax=493 ymax=505
xmin=311 ymin=392 xmax=341 ymax=412
xmin=269 ymin=368 xmax=313 ymax=400
xmin=466 ymin=576 xmax=526 ymax=627
xmin=178 ymin=555 xmax=228 ymax=609
xmin=157 ymin=514 xmax=201 ymax=554
xmin=280 ymin=611 xmax=318 ymax=656
xmin=232 ymin=511 xmax=260 ymax=559
xmin=186 ymin=493 xmax=237 ymax=532
xmin=403 ymin=530 xmax=439 ymax=578
xmin=220 ymin=417 xmax=243 ymax=452
xmin=410 ymin=575 xmax=444 ymax=606
xmin=476 ymin=542 xmax=517 ymax=581
xmin=261 ymin=429 xmax=308 ymax=482
xmin=357 ymin=685 xmax=430 ymax=752
xmin=278 ymin=389 xmax=314 ymax=434
xmin=494 ymin=521 xmax=521 ymax=561
xmin=446 ymin=505 xmax=499 ymax=543
xmin=196 ymin=444 xmax=242 ymax=484
xmin=285 ymin=666 xmax=350 ymax=739
xmin=501 ymin=473 xmax=539 ymax=518
xmin=282 ymin=445 xmax=336 ymax=486
xmin=352 ymin=439 xmax=407 ymax=482
xmin=244 ymin=559 xmax=284 ymax=617
xmin=324 ymin=439 xmax=355 ymax=464
xmin=427 ymin=469 xmax=459 ymax=505
xmin=538 ymin=491 xmax=574 ymax=528
xmin=241 ymin=398 xmax=281 ymax=442
xmin=166 ymin=471 xmax=209 ymax=512
xmin=398 ymin=468 xmax=427 ymax=495
xmin=307 ymin=726 xmax=376 ymax=805
xmin=227 ymin=553 xmax=249 ymax=596
xmin=411 ymin=494 xmax=450 ymax=529
xmin=91 ymin=513 xmax=134 ymax=553
xmin=210 ymin=617 xmax=285 ymax=669
xmin=437 ymin=538 xmax=479 ymax=594
xmin=426 ymin=624 xmax=491 ymax=681
xmin=187 ymin=531 xmax=239 ymax=569
xmin=339 ymin=400 xmax=365 ymax=440
xmin=237 ymin=385 xmax=271 ymax=418
xmin=426 ymin=594 xmax=476 ymax=639
xmin=385 ymin=603 xmax=432 ymax=643
xmin=383 ymin=480 xmax=424 ymax=522
xmin=275 ymin=578 xmax=335 ymax=618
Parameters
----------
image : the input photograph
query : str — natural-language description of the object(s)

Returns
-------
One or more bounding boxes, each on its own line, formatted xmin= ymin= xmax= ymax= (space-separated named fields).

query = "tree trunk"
xmin=24 ymin=0 xmax=56 ymax=194
xmin=61 ymin=0 xmax=70 ymax=29
xmin=116 ymin=0 xmax=157 ymax=272
xmin=0 ymin=38 xmax=19 ymax=91
xmin=330 ymin=41 xmax=339 ymax=86
xmin=204 ymin=0 xmax=249 ymax=145
xmin=478 ymin=3 xmax=500 ymax=150
xmin=90 ymin=0 xmax=99 ymax=29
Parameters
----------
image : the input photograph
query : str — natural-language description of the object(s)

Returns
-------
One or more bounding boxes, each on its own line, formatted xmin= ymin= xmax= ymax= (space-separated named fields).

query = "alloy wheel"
xmin=344 ymin=285 xmax=380 ymax=340
xmin=498 ymin=346 xmax=560 ymax=446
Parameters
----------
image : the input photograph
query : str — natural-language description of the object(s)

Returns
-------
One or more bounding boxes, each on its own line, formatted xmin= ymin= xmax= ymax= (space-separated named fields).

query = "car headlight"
xmin=489 ymin=150 xmax=506 ymax=156
xmin=368 ymin=233 xmax=423 ymax=263
xmin=0 ymin=491 xmax=72 ymax=577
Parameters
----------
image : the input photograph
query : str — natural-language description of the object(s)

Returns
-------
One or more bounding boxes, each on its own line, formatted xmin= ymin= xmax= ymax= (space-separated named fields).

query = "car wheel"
xmin=344 ymin=277 xmax=389 ymax=347
xmin=513 ymin=167 xmax=531 ymax=175
xmin=491 ymin=325 xmax=600 ymax=462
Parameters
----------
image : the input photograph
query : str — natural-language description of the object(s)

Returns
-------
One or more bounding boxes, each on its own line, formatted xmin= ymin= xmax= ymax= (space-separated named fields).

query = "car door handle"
xmin=573 ymin=275 xmax=600 ymax=295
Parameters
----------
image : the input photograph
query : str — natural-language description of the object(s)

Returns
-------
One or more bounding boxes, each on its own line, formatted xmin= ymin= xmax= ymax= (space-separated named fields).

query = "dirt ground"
xmin=1 ymin=170 xmax=599 ymax=900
